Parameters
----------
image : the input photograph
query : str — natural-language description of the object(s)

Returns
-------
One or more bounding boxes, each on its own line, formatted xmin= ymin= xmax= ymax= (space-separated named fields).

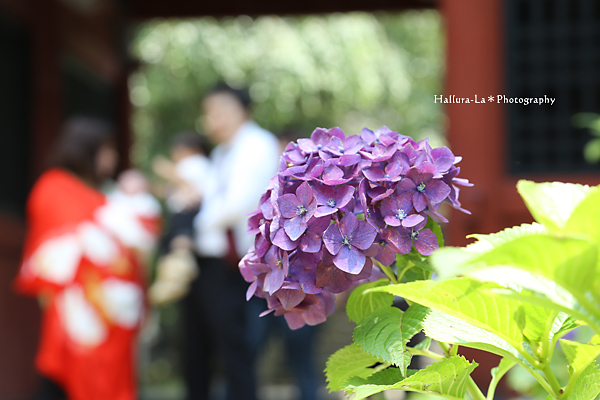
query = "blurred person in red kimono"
xmin=14 ymin=117 xmax=160 ymax=400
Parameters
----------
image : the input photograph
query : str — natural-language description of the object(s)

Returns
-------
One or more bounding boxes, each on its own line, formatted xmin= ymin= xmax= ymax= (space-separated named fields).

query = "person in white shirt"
xmin=186 ymin=84 xmax=280 ymax=400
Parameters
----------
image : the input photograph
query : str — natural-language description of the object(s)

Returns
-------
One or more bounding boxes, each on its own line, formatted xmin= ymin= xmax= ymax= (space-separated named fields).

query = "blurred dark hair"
xmin=207 ymin=82 xmax=252 ymax=111
xmin=169 ymin=131 xmax=211 ymax=155
xmin=278 ymin=128 xmax=305 ymax=144
xmin=50 ymin=116 xmax=115 ymax=185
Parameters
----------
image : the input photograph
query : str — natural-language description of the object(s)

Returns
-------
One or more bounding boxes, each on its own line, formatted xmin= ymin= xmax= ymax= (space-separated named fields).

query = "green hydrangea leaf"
xmin=568 ymin=362 xmax=600 ymax=400
xmin=470 ymin=234 xmax=597 ymax=295
xmin=343 ymin=356 xmax=477 ymax=400
xmin=566 ymin=187 xmax=600 ymax=244
xmin=389 ymin=356 xmax=477 ymax=398
xmin=425 ymin=217 xmax=444 ymax=247
xmin=560 ymin=338 xmax=600 ymax=384
xmin=488 ymin=288 xmax=600 ymax=338
xmin=353 ymin=304 xmax=428 ymax=376
xmin=430 ymin=223 xmax=545 ymax=279
xmin=414 ymin=336 xmax=432 ymax=351
xmin=346 ymin=279 xmax=394 ymax=323
xmin=397 ymin=248 xmax=434 ymax=283
xmin=516 ymin=180 xmax=591 ymax=232
xmin=422 ymin=309 xmax=536 ymax=369
xmin=325 ymin=343 xmax=381 ymax=391
xmin=466 ymin=223 xmax=547 ymax=252
xmin=401 ymin=264 xmax=433 ymax=283
xmin=370 ymin=278 xmax=544 ymax=363
xmin=550 ymin=313 xmax=579 ymax=344
xmin=464 ymin=233 xmax=600 ymax=332
xmin=488 ymin=358 xmax=517 ymax=400
xmin=342 ymin=367 xmax=405 ymax=400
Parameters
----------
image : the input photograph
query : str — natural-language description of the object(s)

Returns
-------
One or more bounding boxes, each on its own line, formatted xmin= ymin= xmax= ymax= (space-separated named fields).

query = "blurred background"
xmin=0 ymin=0 xmax=599 ymax=399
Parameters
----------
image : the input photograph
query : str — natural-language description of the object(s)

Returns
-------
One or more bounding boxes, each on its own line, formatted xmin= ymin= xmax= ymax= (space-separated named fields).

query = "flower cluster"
xmin=239 ymin=126 xmax=471 ymax=329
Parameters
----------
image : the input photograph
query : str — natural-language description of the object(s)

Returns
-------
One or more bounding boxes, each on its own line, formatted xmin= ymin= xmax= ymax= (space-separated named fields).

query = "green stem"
xmin=526 ymin=367 xmax=556 ymax=398
xmin=542 ymin=364 xmax=563 ymax=399
xmin=486 ymin=360 xmax=516 ymax=400
xmin=407 ymin=347 xmax=444 ymax=361
xmin=437 ymin=341 xmax=451 ymax=357
xmin=379 ymin=263 xmax=398 ymax=284
xmin=436 ymin=341 xmax=486 ymax=400
xmin=450 ymin=344 xmax=459 ymax=357
xmin=396 ymin=262 xmax=414 ymax=283
xmin=540 ymin=310 xmax=559 ymax=362
xmin=518 ymin=348 xmax=544 ymax=371
xmin=467 ymin=377 xmax=487 ymax=400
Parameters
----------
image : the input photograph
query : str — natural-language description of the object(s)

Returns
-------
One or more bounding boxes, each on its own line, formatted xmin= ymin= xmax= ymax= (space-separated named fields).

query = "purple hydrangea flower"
xmin=387 ymin=220 xmax=439 ymax=256
xmin=380 ymin=193 xmax=424 ymax=228
xmin=239 ymin=125 xmax=471 ymax=329
xmin=365 ymin=229 xmax=404 ymax=266
xmin=313 ymin=185 xmax=355 ymax=217
xmin=299 ymin=216 xmax=330 ymax=253
xmin=442 ymin=165 xmax=473 ymax=214
xmin=316 ymin=250 xmax=374 ymax=293
xmin=323 ymin=213 xmax=377 ymax=274
xmin=263 ymin=245 xmax=289 ymax=295
xmin=321 ymin=164 xmax=352 ymax=186
xmin=362 ymin=152 xmax=410 ymax=182
xmin=397 ymin=163 xmax=451 ymax=212
xmin=326 ymin=134 xmax=364 ymax=157
xmin=277 ymin=181 xmax=317 ymax=241
xmin=297 ymin=128 xmax=331 ymax=154
xmin=288 ymin=250 xmax=322 ymax=294
xmin=262 ymin=290 xmax=336 ymax=330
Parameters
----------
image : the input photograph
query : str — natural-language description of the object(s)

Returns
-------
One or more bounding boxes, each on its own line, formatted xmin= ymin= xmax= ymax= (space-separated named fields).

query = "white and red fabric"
xmin=14 ymin=168 xmax=160 ymax=400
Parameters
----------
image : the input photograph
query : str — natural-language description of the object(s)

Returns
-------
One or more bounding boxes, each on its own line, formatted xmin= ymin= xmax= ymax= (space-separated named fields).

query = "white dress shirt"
xmin=194 ymin=121 xmax=280 ymax=258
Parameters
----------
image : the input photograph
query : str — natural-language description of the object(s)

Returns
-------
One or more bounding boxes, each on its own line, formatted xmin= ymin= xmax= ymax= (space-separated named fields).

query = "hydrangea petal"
xmin=402 ymin=213 xmax=425 ymax=228
xmin=276 ymin=288 xmax=306 ymax=310
xmin=323 ymin=223 xmax=343 ymax=255
xmin=335 ymin=186 xmax=355 ymax=209
xmin=350 ymin=221 xmax=377 ymax=250
xmin=272 ymin=228 xmax=299 ymax=251
xmin=339 ymin=212 xmax=359 ymax=236
xmin=425 ymin=179 xmax=451 ymax=204
xmin=284 ymin=217 xmax=308 ymax=241
xmin=315 ymin=206 xmax=337 ymax=218
xmin=386 ymin=227 xmax=412 ymax=255
xmin=265 ymin=267 xmax=285 ymax=295
xmin=283 ymin=312 xmax=306 ymax=330
xmin=278 ymin=194 xmax=301 ymax=218
xmin=431 ymin=146 xmax=455 ymax=173
xmin=246 ymin=281 xmax=258 ymax=301
xmin=333 ymin=245 xmax=366 ymax=274
xmin=413 ymin=192 xmax=427 ymax=212
xmin=296 ymin=181 xmax=315 ymax=208
xmin=316 ymin=258 xmax=355 ymax=293
xmin=414 ymin=228 xmax=438 ymax=256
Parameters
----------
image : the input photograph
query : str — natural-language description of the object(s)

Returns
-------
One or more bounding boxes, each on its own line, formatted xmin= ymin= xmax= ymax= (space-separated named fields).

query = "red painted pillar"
xmin=441 ymin=0 xmax=508 ymax=247
xmin=440 ymin=0 xmax=509 ymax=394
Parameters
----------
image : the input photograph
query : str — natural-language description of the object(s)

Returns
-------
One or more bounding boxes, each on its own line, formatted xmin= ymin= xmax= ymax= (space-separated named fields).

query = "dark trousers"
xmin=247 ymin=304 xmax=320 ymax=400
xmin=183 ymin=257 xmax=257 ymax=400
xmin=31 ymin=376 xmax=66 ymax=400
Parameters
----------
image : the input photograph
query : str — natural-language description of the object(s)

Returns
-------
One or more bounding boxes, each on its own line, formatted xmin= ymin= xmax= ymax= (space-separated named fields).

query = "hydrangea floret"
xmin=239 ymin=126 xmax=471 ymax=329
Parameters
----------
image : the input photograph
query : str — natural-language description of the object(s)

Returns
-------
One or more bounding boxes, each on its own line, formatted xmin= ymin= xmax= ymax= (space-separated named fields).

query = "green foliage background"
xmin=129 ymin=11 xmax=443 ymax=168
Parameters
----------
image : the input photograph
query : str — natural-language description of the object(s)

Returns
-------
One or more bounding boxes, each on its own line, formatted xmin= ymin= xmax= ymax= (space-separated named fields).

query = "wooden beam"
xmin=129 ymin=0 xmax=436 ymax=19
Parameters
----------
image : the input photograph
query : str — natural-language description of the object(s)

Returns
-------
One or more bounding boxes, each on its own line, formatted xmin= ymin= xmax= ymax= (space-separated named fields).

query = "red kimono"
xmin=14 ymin=169 xmax=157 ymax=400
